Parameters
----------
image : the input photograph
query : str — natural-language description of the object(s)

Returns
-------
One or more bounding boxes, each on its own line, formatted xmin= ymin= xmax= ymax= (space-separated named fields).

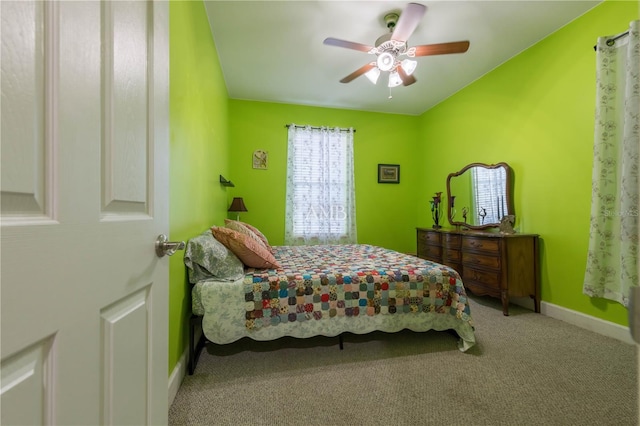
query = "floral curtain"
xmin=284 ymin=125 xmax=357 ymax=245
xmin=583 ymin=21 xmax=640 ymax=307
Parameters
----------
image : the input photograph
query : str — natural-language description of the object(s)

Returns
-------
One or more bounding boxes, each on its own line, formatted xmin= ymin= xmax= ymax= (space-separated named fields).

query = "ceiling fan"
xmin=323 ymin=3 xmax=470 ymax=88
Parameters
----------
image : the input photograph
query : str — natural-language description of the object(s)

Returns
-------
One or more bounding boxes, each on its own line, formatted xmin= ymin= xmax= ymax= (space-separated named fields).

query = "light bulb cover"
xmin=365 ymin=67 xmax=380 ymax=84
xmin=401 ymin=59 xmax=417 ymax=75
xmin=388 ymin=71 xmax=403 ymax=87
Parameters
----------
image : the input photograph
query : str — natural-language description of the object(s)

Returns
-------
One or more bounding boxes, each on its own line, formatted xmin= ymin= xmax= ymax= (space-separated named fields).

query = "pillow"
xmin=238 ymin=221 xmax=271 ymax=249
xmin=183 ymin=230 xmax=245 ymax=283
xmin=211 ymin=226 xmax=281 ymax=269
xmin=224 ymin=219 xmax=268 ymax=249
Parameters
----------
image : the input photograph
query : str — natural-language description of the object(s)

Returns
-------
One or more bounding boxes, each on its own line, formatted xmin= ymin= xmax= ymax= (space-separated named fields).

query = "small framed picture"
xmin=253 ymin=150 xmax=268 ymax=170
xmin=378 ymin=164 xmax=400 ymax=184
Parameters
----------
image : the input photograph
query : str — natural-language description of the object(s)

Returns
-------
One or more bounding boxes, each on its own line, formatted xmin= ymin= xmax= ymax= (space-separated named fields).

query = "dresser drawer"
xmin=462 ymin=267 xmax=501 ymax=290
xmin=443 ymin=248 xmax=461 ymax=262
xmin=444 ymin=233 xmax=461 ymax=245
xmin=418 ymin=230 xmax=441 ymax=245
xmin=419 ymin=243 xmax=442 ymax=260
xmin=462 ymin=236 xmax=500 ymax=253
xmin=462 ymin=252 xmax=500 ymax=270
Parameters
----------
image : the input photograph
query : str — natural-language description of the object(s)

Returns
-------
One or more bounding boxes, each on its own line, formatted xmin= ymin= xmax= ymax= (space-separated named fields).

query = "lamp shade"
xmin=365 ymin=67 xmax=380 ymax=84
xmin=388 ymin=71 xmax=402 ymax=88
xmin=401 ymin=59 xmax=417 ymax=75
xmin=228 ymin=197 xmax=248 ymax=213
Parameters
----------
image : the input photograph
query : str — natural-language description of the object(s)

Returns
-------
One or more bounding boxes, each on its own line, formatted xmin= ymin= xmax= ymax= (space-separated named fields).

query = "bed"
xmin=184 ymin=223 xmax=476 ymax=374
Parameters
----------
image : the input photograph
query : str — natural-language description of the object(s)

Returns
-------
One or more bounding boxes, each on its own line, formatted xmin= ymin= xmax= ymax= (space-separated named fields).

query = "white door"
xmin=1 ymin=1 xmax=169 ymax=425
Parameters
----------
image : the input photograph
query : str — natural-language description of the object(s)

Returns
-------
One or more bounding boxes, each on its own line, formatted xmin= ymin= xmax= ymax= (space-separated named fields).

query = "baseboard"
xmin=168 ymin=349 xmax=187 ymax=407
xmin=541 ymin=301 xmax=634 ymax=345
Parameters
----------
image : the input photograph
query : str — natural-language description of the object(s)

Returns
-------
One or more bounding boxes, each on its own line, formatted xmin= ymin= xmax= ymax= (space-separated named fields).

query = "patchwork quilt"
xmin=243 ymin=244 xmax=472 ymax=331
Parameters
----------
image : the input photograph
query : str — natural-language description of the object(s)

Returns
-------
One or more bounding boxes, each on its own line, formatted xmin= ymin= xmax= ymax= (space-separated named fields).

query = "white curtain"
xmin=284 ymin=125 xmax=357 ymax=245
xmin=583 ymin=21 xmax=640 ymax=307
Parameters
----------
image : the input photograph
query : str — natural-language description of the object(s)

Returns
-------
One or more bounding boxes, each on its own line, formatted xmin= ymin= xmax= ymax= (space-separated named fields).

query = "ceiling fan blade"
xmin=339 ymin=63 xmax=376 ymax=83
xmin=323 ymin=37 xmax=374 ymax=53
xmin=397 ymin=65 xmax=417 ymax=86
xmin=412 ymin=41 xmax=470 ymax=56
xmin=391 ymin=3 xmax=427 ymax=43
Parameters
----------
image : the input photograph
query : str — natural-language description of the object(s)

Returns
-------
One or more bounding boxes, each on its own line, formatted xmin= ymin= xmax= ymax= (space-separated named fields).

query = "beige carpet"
xmin=169 ymin=296 xmax=637 ymax=425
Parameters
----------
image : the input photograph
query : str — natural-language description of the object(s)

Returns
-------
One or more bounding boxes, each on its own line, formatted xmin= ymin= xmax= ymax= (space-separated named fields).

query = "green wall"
xmin=169 ymin=1 xmax=230 ymax=373
xmin=418 ymin=0 xmax=638 ymax=326
xmin=227 ymin=100 xmax=421 ymax=254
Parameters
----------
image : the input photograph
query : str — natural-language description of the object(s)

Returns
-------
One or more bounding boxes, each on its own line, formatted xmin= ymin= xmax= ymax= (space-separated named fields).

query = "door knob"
xmin=155 ymin=234 xmax=185 ymax=258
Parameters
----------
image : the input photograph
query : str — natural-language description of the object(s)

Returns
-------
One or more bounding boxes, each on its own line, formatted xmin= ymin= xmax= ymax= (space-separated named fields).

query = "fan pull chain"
xmin=388 ymin=87 xmax=393 ymax=99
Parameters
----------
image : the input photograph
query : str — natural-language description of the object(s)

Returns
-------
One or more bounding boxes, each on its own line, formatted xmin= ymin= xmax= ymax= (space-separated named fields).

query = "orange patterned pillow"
xmin=238 ymin=221 xmax=271 ymax=249
xmin=224 ymin=219 xmax=268 ymax=249
xmin=211 ymin=226 xmax=280 ymax=269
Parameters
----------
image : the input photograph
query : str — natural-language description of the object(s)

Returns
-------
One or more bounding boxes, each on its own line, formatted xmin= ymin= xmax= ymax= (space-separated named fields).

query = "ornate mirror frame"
xmin=446 ymin=162 xmax=514 ymax=230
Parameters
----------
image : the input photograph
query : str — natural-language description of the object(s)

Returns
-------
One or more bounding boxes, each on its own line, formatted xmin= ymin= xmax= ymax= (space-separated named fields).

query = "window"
xmin=284 ymin=125 xmax=357 ymax=245
xmin=471 ymin=167 xmax=507 ymax=225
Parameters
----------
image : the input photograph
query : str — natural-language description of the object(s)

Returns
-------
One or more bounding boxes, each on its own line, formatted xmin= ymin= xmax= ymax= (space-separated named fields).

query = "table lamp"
xmin=228 ymin=197 xmax=248 ymax=221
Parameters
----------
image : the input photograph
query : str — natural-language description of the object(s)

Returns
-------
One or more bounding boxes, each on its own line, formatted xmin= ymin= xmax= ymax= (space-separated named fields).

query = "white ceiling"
xmin=204 ymin=1 xmax=602 ymax=116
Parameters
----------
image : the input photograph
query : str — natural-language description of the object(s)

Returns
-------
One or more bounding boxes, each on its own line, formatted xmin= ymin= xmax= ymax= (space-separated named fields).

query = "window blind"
xmin=284 ymin=125 xmax=357 ymax=245
xmin=471 ymin=167 xmax=507 ymax=225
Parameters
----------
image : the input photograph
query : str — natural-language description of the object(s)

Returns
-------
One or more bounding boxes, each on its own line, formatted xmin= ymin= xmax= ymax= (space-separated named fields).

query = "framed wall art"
xmin=253 ymin=150 xmax=268 ymax=170
xmin=378 ymin=164 xmax=400 ymax=184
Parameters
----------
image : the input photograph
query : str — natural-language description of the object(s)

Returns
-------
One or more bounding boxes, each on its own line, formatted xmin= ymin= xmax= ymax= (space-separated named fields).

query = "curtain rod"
xmin=593 ymin=30 xmax=629 ymax=51
xmin=285 ymin=124 xmax=355 ymax=133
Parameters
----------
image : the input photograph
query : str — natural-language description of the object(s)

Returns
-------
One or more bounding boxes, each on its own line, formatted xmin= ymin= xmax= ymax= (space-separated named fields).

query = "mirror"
xmin=446 ymin=162 xmax=514 ymax=230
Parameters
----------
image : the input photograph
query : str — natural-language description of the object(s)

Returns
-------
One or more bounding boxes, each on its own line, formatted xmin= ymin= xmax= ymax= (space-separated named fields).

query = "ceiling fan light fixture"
xmin=377 ymin=51 xmax=395 ymax=72
xmin=324 ymin=2 xmax=470 ymax=93
xmin=388 ymin=71 xmax=403 ymax=88
xmin=364 ymin=67 xmax=380 ymax=84
xmin=401 ymin=59 xmax=417 ymax=75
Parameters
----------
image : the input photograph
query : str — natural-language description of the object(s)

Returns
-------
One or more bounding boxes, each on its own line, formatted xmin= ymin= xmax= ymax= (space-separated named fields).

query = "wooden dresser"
xmin=416 ymin=227 xmax=539 ymax=316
